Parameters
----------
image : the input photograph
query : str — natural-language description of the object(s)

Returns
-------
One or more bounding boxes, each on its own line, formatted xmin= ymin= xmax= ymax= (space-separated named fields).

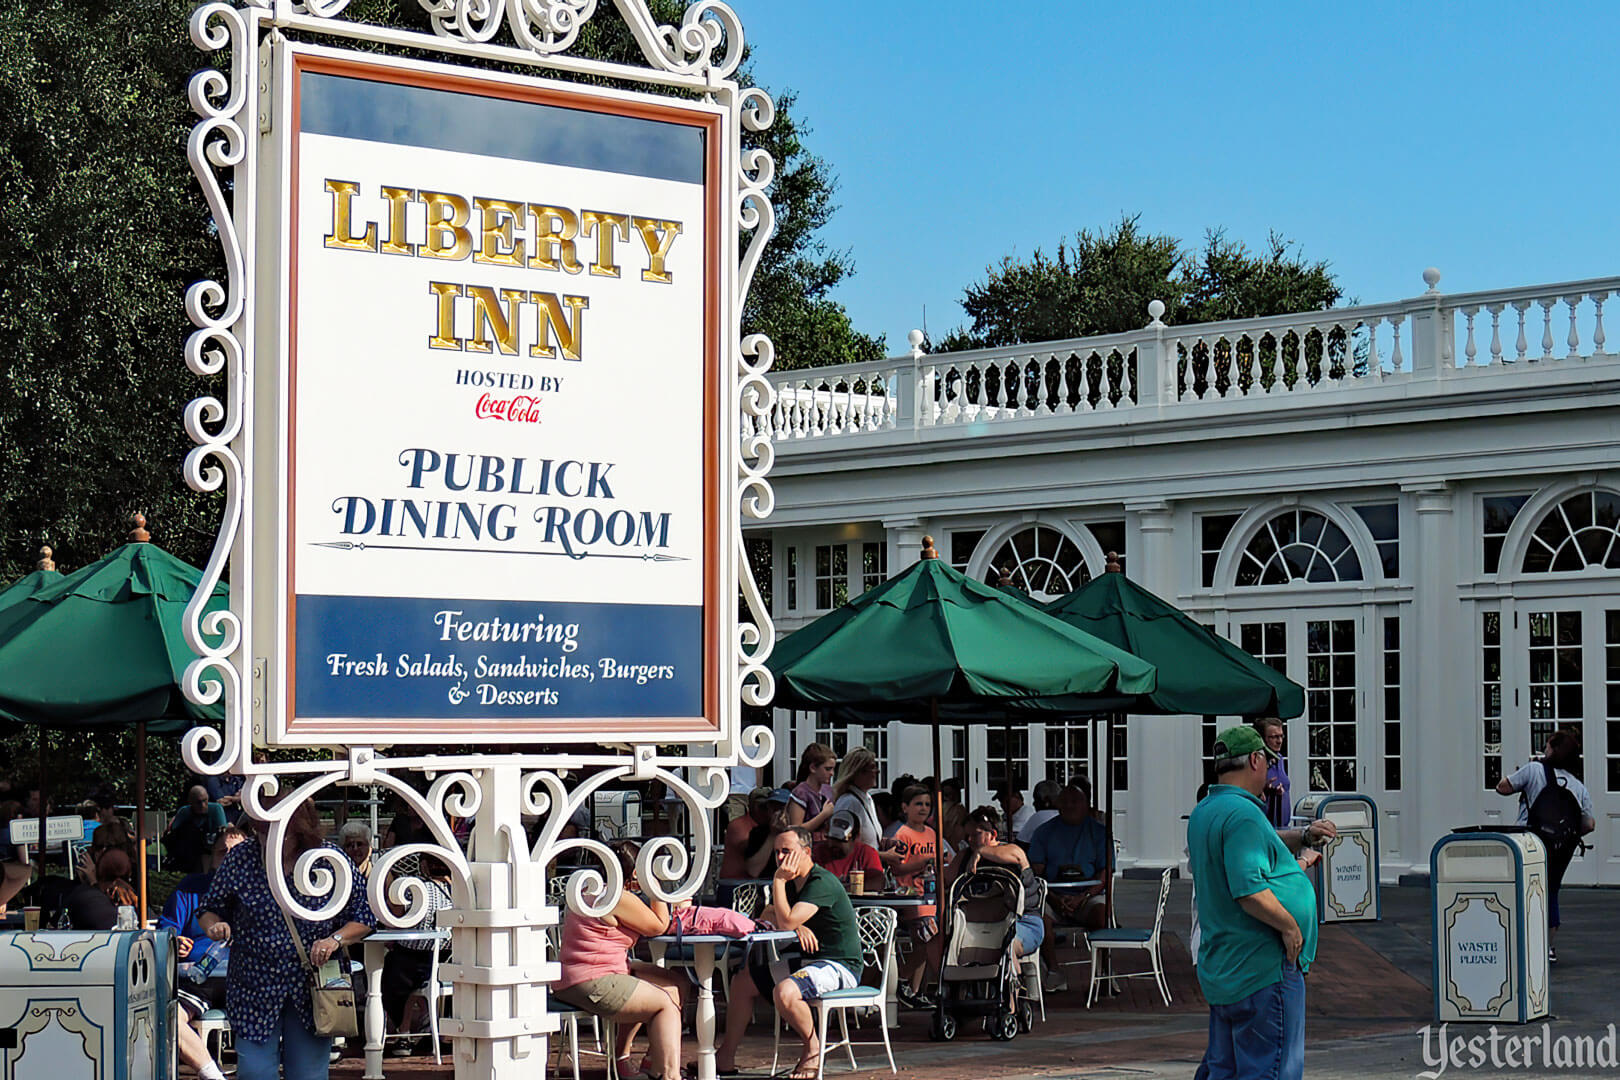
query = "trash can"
xmin=0 ymin=930 xmax=169 ymax=1080
xmin=1431 ymin=829 xmax=1549 ymax=1023
xmin=593 ymin=790 xmax=643 ymax=839
xmin=1294 ymin=793 xmax=1380 ymax=922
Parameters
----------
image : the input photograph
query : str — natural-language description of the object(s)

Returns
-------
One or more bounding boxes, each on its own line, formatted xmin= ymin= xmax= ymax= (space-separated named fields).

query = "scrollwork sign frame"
xmin=178 ymin=3 xmax=775 ymax=1074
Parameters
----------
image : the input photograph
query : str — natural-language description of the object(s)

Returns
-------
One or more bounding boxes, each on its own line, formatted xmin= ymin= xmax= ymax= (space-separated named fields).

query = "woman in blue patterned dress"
xmin=199 ymin=798 xmax=375 ymax=1080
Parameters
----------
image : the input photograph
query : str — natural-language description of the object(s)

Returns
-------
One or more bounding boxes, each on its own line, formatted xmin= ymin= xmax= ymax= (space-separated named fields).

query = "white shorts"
xmin=785 ymin=960 xmax=858 ymax=1000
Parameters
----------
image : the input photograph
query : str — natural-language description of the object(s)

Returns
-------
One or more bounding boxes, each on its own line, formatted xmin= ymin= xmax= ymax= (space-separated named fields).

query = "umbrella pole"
xmin=930 ymin=699 xmax=945 ymax=898
xmin=1103 ymin=712 xmax=1117 ymax=928
xmin=136 ymin=721 xmax=148 ymax=927
xmin=37 ymin=727 xmax=47 ymax=873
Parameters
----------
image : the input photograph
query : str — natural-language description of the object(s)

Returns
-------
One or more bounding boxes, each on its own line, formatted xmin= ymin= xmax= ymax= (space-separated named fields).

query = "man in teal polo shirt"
xmin=1188 ymin=726 xmax=1337 ymax=1080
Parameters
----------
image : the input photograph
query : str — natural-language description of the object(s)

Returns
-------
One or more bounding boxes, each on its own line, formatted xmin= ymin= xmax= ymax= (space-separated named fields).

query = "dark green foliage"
xmin=0 ymin=0 xmax=225 ymax=582
xmin=938 ymin=215 xmax=1341 ymax=352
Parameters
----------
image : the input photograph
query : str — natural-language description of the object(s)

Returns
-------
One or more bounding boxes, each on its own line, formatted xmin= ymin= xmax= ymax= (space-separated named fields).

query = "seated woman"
xmin=66 ymin=846 xmax=140 ymax=929
xmin=950 ymin=805 xmax=1044 ymax=961
xmin=380 ymin=855 xmax=453 ymax=1055
xmin=554 ymin=841 xmax=687 ymax=1080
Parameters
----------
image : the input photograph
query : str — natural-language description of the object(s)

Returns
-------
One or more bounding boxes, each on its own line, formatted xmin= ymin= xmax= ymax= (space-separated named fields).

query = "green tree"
xmin=0 ymin=1 xmax=874 ymax=786
xmin=938 ymin=214 xmax=1340 ymax=351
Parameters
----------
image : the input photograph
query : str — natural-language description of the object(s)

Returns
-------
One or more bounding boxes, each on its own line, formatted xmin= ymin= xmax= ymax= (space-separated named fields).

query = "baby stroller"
xmin=928 ymin=865 xmax=1034 ymax=1041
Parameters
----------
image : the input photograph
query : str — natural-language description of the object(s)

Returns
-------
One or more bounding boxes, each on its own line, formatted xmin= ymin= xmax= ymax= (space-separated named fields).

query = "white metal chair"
xmin=195 ymin=1009 xmax=233 ymax=1072
xmin=543 ymin=914 xmax=611 ymax=1080
xmin=772 ymin=906 xmax=897 ymax=1080
xmin=1085 ymin=867 xmax=1173 ymax=1007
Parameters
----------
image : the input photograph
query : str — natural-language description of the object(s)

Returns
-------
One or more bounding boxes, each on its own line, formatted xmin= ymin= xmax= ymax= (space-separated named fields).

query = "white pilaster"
xmin=1122 ymin=501 xmax=1196 ymax=869
xmin=1406 ymin=481 xmax=1468 ymax=875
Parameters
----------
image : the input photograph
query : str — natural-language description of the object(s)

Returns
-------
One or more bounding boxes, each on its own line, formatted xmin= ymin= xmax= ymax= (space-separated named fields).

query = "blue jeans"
xmin=1194 ymin=962 xmax=1304 ymax=1080
xmin=235 ymin=1000 xmax=332 ymax=1080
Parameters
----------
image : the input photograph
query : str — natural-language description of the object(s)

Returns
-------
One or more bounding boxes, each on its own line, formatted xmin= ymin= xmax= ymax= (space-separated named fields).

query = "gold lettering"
xmin=579 ymin=211 xmax=629 ymax=278
xmin=529 ymin=292 xmax=590 ymax=361
xmin=632 ymin=216 xmax=682 ymax=284
xmin=421 ymin=191 xmax=473 ymax=260
xmin=427 ymin=281 xmax=463 ymax=351
xmin=527 ymin=206 xmax=583 ymax=274
xmin=467 ymin=285 xmax=526 ymax=355
xmin=323 ymin=179 xmax=377 ymax=252
xmin=379 ymin=185 xmax=416 ymax=256
xmin=473 ymin=198 xmax=526 ymax=267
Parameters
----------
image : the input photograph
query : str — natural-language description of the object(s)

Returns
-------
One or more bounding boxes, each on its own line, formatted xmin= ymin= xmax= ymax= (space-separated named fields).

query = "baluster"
xmin=1056 ymin=354 xmax=1075 ymax=415
xmin=1243 ymin=335 xmax=1259 ymax=395
xmin=1011 ymin=359 xmax=1028 ymax=417
xmin=920 ymin=363 xmax=937 ymax=426
xmin=1565 ymin=295 xmax=1583 ymax=359
xmin=822 ymin=380 xmax=838 ymax=436
xmin=1487 ymin=304 xmax=1504 ymax=365
xmin=1389 ymin=317 xmax=1405 ymax=372
xmin=1593 ymin=293 xmax=1609 ymax=359
xmin=1514 ymin=302 xmax=1530 ymax=361
xmin=1033 ymin=356 xmax=1051 ymax=417
xmin=1462 ymin=307 xmax=1479 ymax=367
xmin=1097 ymin=352 xmax=1115 ymax=411
xmin=1539 ymin=299 xmax=1556 ymax=361
xmin=1365 ymin=321 xmax=1382 ymax=380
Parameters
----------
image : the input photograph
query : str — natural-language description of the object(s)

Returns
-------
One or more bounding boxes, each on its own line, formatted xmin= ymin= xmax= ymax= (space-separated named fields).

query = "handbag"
xmin=279 ymin=903 xmax=360 ymax=1038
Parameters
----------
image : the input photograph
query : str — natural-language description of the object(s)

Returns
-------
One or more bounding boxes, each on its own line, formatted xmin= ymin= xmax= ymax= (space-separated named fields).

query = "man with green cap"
xmin=1187 ymin=726 xmax=1337 ymax=1080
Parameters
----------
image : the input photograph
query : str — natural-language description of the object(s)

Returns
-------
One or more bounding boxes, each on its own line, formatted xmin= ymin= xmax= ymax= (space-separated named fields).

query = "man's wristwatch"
xmin=330 ymin=933 xmax=344 ymax=947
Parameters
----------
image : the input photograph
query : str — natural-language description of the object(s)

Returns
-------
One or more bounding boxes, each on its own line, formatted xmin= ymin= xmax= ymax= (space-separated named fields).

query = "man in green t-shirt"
xmin=1188 ymin=727 xmax=1336 ymax=1080
xmin=716 ymin=827 xmax=862 ymax=1079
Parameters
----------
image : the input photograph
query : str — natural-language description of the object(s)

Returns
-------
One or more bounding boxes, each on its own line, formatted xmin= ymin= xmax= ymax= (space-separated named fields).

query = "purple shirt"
xmin=1263 ymin=758 xmax=1292 ymax=828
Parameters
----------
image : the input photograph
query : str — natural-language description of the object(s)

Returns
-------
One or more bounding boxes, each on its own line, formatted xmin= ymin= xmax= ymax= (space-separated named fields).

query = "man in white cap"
xmin=812 ymin=809 xmax=883 ymax=882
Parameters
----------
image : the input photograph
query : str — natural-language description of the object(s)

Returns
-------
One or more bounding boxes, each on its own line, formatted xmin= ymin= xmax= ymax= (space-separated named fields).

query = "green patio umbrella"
xmin=0 ymin=547 xmax=63 ymax=642
xmin=768 ymin=539 xmax=1156 ymax=913
xmin=0 ymin=528 xmax=227 ymax=731
xmin=0 ymin=519 xmax=229 ymax=921
xmin=1040 ymin=561 xmax=1304 ymax=720
xmin=769 ymin=546 xmax=1155 ymax=709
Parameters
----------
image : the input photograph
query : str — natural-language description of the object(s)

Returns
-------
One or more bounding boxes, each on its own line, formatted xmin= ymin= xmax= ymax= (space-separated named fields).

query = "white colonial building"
xmin=748 ymin=269 xmax=1620 ymax=884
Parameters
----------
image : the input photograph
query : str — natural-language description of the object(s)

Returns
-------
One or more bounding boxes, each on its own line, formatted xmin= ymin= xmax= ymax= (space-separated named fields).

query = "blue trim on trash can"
xmin=1430 ymin=831 xmax=1528 ymax=1023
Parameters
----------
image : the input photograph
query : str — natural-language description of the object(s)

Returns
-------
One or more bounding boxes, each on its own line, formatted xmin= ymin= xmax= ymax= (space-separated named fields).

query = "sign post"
xmin=177 ymin=5 xmax=777 ymax=1077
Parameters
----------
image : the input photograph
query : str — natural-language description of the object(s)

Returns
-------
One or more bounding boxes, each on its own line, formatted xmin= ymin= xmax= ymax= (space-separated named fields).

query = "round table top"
xmin=848 ymin=894 xmax=927 ymax=906
xmin=1044 ymin=879 xmax=1102 ymax=890
xmin=648 ymin=928 xmax=798 ymax=945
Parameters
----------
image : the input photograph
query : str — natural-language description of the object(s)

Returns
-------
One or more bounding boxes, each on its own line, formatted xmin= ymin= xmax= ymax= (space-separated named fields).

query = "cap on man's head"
xmin=827 ymin=808 xmax=859 ymax=842
xmin=1212 ymin=725 xmax=1277 ymax=763
xmin=767 ymin=787 xmax=793 ymax=806
xmin=748 ymin=785 xmax=775 ymax=804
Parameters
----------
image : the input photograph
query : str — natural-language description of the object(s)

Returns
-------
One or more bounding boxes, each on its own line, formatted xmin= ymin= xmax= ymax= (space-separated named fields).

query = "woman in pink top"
xmin=555 ymin=842 xmax=687 ymax=1080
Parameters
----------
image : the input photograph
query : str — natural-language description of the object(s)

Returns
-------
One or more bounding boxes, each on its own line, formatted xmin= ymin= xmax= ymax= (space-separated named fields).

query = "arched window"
xmin=1235 ymin=509 xmax=1363 ymax=586
xmin=987 ymin=525 xmax=1091 ymax=601
xmin=1520 ymin=491 xmax=1620 ymax=574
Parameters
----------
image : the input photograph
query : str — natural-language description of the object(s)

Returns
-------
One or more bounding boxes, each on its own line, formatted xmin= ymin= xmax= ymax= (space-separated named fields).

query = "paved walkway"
xmin=333 ymin=881 xmax=1619 ymax=1079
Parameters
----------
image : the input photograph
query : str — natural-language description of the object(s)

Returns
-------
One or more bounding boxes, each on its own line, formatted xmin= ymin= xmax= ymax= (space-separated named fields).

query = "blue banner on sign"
xmin=294 ymin=595 xmax=701 ymax=718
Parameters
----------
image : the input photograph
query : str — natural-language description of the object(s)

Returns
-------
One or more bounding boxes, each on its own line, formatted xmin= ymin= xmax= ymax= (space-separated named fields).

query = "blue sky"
xmin=741 ymin=3 xmax=1620 ymax=350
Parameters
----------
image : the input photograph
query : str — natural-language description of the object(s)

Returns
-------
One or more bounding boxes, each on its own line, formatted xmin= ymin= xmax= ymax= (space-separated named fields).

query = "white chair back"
xmin=730 ymin=881 xmax=767 ymax=919
xmin=854 ymin=905 xmax=898 ymax=985
xmin=1146 ymin=866 xmax=1173 ymax=944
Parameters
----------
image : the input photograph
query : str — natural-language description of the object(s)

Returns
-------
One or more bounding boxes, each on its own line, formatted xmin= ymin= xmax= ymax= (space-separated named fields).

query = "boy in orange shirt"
xmin=889 ymin=785 xmax=946 ymax=1008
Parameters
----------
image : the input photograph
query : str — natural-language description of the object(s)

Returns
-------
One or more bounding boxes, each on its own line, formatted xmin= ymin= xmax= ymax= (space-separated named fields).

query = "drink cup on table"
xmin=22 ymin=907 xmax=39 ymax=931
xmin=848 ymin=869 xmax=865 ymax=896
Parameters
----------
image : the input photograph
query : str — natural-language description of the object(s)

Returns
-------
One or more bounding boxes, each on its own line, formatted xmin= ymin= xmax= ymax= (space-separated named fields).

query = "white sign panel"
xmin=260 ymin=46 xmax=729 ymax=744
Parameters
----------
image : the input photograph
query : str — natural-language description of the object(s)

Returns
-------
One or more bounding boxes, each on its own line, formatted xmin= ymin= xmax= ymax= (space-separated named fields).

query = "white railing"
xmin=742 ymin=271 xmax=1620 ymax=443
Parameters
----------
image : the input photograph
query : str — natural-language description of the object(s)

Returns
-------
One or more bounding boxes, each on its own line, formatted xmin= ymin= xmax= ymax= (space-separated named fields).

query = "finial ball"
xmin=907 ymin=329 xmax=925 ymax=348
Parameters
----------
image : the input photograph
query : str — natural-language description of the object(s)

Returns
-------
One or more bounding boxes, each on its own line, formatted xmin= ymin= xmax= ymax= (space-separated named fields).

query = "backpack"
xmin=1526 ymin=761 xmax=1584 ymax=853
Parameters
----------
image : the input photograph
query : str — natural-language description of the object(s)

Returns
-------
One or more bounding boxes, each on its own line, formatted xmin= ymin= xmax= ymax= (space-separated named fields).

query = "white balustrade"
xmin=745 ymin=273 xmax=1620 ymax=444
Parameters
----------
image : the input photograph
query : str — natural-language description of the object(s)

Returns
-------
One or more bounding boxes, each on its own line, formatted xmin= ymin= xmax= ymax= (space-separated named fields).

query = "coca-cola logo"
xmin=474 ymin=393 xmax=542 ymax=424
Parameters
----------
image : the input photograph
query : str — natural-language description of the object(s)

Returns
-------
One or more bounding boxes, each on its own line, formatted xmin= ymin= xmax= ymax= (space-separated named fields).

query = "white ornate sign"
xmin=176 ymin=5 xmax=778 ymax=1076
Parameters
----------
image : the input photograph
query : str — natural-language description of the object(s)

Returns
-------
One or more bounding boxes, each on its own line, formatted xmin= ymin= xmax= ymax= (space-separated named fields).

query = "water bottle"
xmin=116 ymin=905 xmax=137 ymax=931
xmin=923 ymin=866 xmax=936 ymax=902
xmin=188 ymin=940 xmax=224 ymax=984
